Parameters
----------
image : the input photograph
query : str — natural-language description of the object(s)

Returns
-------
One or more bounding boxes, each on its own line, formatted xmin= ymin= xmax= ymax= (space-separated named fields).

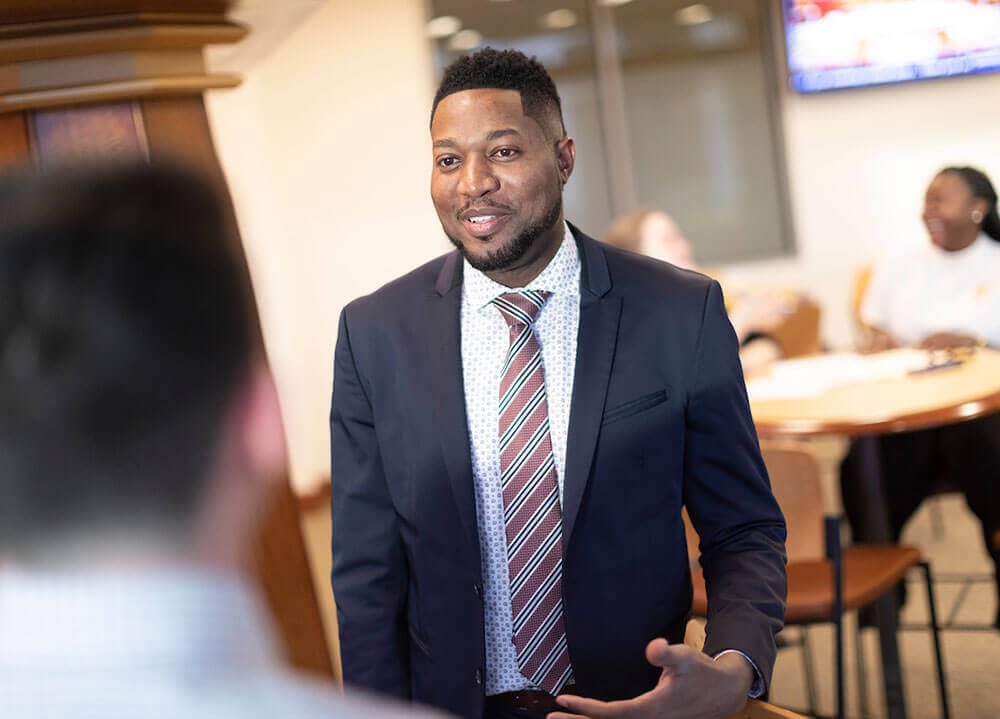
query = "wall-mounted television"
xmin=783 ymin=0 xmax=1000 ymax=93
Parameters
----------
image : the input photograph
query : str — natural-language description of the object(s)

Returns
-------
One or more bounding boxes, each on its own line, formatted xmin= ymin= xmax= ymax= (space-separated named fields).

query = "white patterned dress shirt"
xmin=461 ymin=224 xmax=580 ymax=695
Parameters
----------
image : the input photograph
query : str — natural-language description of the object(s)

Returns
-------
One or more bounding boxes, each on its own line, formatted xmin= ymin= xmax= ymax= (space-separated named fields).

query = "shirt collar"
xmin=928 ymin=232 xmax=993 ymax=262
xmin=463 ymin=223 xmax=580 ymax=311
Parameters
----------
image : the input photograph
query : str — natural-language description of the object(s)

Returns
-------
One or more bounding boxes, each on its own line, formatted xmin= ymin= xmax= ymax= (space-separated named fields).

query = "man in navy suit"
xmin=330 ymin=48 xmax=786 ymax=719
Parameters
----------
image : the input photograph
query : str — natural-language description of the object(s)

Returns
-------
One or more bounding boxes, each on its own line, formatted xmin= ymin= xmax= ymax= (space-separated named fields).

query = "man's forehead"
xmin=433 ymin=88 xmax=525 ymax=123
xmin=431 ymin=88 xmax=553 ymax=142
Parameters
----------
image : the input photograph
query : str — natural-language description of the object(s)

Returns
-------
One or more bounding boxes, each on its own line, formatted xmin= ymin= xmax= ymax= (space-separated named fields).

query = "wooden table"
xmin=748 ymin=348 xmax=1000 ymax=719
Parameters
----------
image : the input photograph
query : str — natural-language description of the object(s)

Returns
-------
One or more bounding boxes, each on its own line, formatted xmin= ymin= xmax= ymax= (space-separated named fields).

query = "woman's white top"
xmin=862 ymin=234 xmax=1000 ymax=347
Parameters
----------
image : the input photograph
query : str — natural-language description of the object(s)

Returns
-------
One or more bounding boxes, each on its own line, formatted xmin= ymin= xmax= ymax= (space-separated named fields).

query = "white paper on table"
xmin=745 ymin=349 xmax=931 ymax=401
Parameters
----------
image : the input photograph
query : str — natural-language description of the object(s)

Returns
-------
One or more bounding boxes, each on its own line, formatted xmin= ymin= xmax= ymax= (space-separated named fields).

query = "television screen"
xmin=784 ymin=0 xmax=1000 ymax=93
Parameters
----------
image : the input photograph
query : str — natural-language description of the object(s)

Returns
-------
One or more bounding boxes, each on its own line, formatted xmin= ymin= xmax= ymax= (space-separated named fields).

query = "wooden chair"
xmin=769 ymin=297 xmax=823 ymax=359
xmin=853 ymin=265 xmax=999 ymax=626
xmin=687 ymin=445 xmax=950 ymax=719
xmin=729 ymin=700 xmax=809 ymax=719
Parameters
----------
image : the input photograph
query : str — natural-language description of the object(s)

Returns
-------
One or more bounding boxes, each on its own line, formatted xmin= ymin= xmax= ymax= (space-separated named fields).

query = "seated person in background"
xmin=604 ymin=208 xmax=795 ymax=375
xmin=843 ymin=165 xmax=1000 ymax=628
xmin=0 ymin=162 xmax=442 ymax=718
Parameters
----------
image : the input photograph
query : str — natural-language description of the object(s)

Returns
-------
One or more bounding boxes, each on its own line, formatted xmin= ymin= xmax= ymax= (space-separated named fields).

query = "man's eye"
xmin=437 ymin=156 xmax=459 ymax=169
xmin=493 ymin=148 xmax=519 ymax=159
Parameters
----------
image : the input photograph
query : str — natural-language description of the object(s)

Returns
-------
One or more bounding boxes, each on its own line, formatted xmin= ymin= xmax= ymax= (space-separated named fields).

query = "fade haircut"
xmin=0 ymin=161 xmax=258 ymax=556
xmin=431 ymin=47 xmax=566 ymax=139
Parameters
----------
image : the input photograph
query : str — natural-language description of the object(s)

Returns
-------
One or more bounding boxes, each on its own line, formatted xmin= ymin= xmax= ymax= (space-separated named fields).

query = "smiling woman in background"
xmin=861 ymin=166 xmax=1000 ymax=351
xmin=844 ymin=166 xmax=1000 ymax=629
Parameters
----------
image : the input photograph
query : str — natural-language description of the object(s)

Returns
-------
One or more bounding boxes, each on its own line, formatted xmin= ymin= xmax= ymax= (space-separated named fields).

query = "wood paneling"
xmin=30 ymin=101 xmax=146 ymax=166
xmin=0 ymin=73 xmax=240 ymax=114
xmin=0 ymin=111 xmax=29 ymax=168
xmin=0 ymin=23 xmax=247 ymax=65
xmin=141 ymin=95 xmax=221 ymax=179
xmin=0 ymin=1 xmax=230 ymax=24
xmin=253 ymin=478 xmax=337 ymax=679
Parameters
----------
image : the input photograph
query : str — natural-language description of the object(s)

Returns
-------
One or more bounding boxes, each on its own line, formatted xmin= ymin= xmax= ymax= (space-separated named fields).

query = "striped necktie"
xmin=491 ymin=289 xmax=572 ymax=693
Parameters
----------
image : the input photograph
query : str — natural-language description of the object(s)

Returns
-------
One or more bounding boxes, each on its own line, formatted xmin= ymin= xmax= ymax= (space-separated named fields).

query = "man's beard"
xmin=445 ymin=198 xmax=562 ymax=273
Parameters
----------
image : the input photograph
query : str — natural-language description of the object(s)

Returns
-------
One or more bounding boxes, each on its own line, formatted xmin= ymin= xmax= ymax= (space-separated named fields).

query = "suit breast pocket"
xmin=601 ymin=389 xmax=669 ymax=426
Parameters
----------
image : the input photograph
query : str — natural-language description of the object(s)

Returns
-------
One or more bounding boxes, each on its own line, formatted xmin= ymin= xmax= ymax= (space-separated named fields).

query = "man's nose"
xmin=458 ymin=155 xmax=499 ymax=198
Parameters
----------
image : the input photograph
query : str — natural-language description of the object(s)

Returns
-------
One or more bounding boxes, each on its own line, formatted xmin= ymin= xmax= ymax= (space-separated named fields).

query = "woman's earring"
xmin=972 ymin=209 xmax=984 ymax=224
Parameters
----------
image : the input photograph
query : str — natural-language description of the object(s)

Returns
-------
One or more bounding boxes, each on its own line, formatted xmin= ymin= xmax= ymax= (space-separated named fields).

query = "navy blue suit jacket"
xmin=330 ymin=227 xmax=787 ymax=718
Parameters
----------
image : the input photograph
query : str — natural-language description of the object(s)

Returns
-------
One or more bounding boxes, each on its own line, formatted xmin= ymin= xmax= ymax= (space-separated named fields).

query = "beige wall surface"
xmin=207 ymin=0 xmax=1000 ymax=491
xmin=207 ymin=0 xmax=441 ymax=492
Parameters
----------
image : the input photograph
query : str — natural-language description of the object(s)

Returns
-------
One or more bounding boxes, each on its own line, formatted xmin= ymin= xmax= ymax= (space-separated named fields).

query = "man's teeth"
xmin=468 ymin=215 xmax=496 ymax=223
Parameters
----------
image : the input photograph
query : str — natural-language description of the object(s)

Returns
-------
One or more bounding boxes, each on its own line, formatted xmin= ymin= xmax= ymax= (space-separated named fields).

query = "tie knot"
xmin=492 ymin=290 xmax=551 ymax=328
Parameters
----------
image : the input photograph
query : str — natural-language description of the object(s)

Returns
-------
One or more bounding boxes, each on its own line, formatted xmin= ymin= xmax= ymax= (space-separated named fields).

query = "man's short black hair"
xmin=0 ymin=161 xmax=257 ymax=555
xmin=431 ymin=47 xmax=566 ymax=138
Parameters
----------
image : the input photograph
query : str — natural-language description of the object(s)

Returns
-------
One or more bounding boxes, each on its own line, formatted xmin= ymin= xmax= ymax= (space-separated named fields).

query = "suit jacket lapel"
xmin=563 ymin=228 xmax=621 ymax=548
xmin=428 ymin=252 xmax=480 ymax=550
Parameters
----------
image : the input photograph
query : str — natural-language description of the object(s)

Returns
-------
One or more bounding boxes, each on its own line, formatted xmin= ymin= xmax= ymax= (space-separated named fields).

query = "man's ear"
xmin=239 ymin=364 xmax=288 ymax=487
xmin=556 ymin=136 xmax=576 ymax=184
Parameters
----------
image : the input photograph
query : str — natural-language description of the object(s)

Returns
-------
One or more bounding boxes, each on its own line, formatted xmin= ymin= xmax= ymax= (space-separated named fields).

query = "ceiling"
xmin=428 ymin=0 xmax=765 ymax=72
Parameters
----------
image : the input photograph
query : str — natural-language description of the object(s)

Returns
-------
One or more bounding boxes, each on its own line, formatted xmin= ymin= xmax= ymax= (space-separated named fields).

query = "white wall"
xmin=206 ymin=0 xmax=1000 ymax=490
xmin=206 ymin=0 xmax=442 ymax=492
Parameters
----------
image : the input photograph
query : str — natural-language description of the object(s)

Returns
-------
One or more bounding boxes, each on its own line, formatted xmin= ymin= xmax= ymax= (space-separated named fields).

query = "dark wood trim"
xmin=0 ymin=111 xmax=29 ymax=167
xmin=252 ymin=479 xmax=336 ymax=680
xmin=0 ymin=13 xmax=237 ymax=40
xmin=0 ymin=75 xmax=240 ymax=114
xmin=298 ymin=479 xmax=332 ymax=515
xmin=29 ymin=101 xmax=147 ymax=164
xmin=0 ymin=1 xmax=230 ymax=25
xmin=141 ymin=95 xmax=224 ymax=178
xmin=0 ymin=23 xmax=247 ymax=64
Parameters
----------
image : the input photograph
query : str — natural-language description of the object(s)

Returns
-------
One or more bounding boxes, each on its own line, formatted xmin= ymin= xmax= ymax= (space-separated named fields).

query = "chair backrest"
xmin=768 ymin=297 xmax=823 ymax=358
xmin=729 ymin=699 xmax=810 ymax=718
xmin=681 ymin=506 xmax=700 ymax=569
xmin=683 ymin=443 xmax=826 ymax=564
xmin=852 ymin=264 xmax=874 ymax=336
xmin=759 ymin=444 xmax=826 ymax=563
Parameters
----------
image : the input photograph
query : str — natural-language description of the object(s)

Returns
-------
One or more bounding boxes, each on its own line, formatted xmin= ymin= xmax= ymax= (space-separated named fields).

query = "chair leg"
xmin=929 ymin=495 xmax=946 ymax=540
xmin=854 ymin=617 xmax=871 ymax=719
xmin=921 ymin=561 xmax=951 ymax=719
xmin=825 ymin=517 xmax=845 ymax=719
xmin=799 ymin=627 xmax=820 ymax=718
xmin=834 ymin=612 xmax=845 ymax=719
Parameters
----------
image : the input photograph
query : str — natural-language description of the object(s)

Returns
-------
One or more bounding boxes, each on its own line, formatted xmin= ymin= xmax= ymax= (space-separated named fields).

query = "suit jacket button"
xmin=473 ymin=583 xmax=483 ymax=599
xmin=475 ymin=669 xmax=483 ymax=685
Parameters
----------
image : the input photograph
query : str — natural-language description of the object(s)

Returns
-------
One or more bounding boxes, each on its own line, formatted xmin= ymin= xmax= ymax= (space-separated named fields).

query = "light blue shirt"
xmin=0 ymin=565 xmax=444 ymax=718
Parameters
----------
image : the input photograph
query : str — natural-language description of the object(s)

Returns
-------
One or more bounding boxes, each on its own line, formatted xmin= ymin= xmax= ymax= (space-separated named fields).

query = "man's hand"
xmin=548 ymin=639 xmax=751 ymax=719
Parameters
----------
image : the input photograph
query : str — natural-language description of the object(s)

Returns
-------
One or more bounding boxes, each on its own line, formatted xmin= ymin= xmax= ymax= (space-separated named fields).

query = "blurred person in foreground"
xmin=843 ymin=165 xmax=1000 ymax=628
xmin=0 ymin=162 xmax=443 ymax=718
xmin=604 ymin=209 xmax=796 ymax=375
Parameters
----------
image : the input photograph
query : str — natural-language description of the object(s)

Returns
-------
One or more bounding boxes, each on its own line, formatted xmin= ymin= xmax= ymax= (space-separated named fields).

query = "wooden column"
xmin=0 ymin=1 xmax=335 ymax=681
